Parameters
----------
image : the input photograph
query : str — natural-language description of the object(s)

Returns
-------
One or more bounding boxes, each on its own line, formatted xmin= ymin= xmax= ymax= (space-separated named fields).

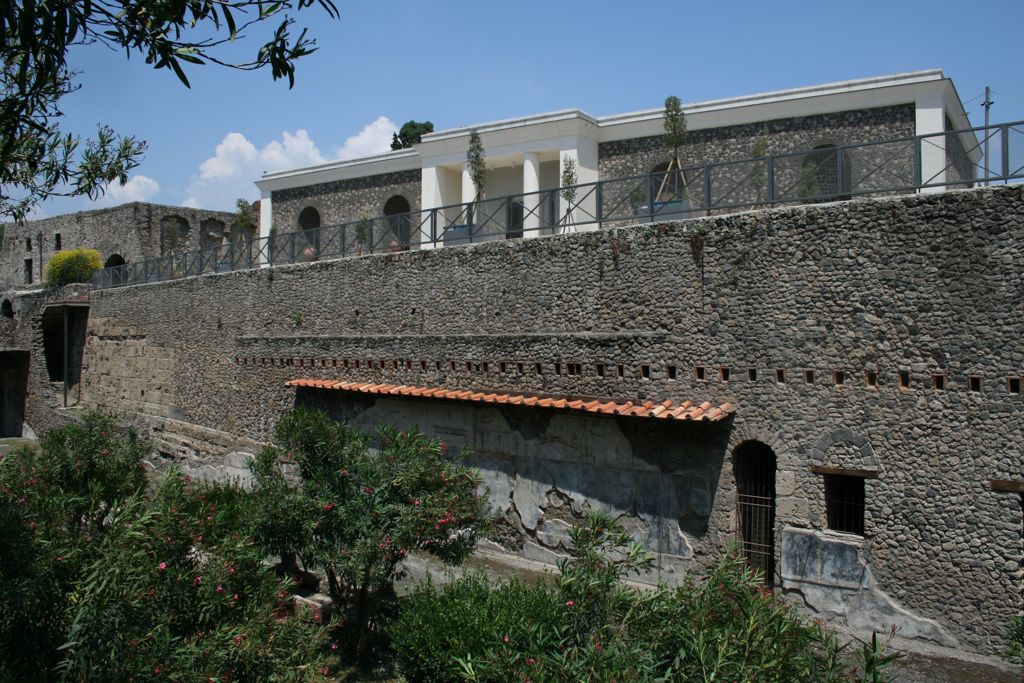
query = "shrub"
xmin=250 ymin=406 xmax=490 ymax=661
xmin=390 ymin=573 xmax=560 ymax=683
xmin=1008 ymin=615 xmax=1024 ymax=663
xmin=392 ymin=512 xmax=898 ymax=683
xmin=0 ymin=413 xmax=328 ymax=681
xmin=43 ymin=247 xmax=103 ymax=285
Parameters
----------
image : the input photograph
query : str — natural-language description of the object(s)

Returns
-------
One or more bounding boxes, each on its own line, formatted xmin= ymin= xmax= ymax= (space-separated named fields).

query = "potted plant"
xmin=659 ymin=95 xmax=691 ymax=215
xmin=559 ymin=153 xmax=578 ymax=233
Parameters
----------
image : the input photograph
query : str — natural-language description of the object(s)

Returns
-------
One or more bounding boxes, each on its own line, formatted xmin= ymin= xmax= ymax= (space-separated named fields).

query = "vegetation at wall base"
xmin=43 ymin=247 xmax=103 ymax=286
xmin=391 ymin=511 xmax=900 ymax=683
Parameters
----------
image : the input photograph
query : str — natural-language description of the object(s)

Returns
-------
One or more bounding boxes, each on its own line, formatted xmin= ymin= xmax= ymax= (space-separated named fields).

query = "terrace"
xmin=91 ymin=120 xmax=1023 ymax=289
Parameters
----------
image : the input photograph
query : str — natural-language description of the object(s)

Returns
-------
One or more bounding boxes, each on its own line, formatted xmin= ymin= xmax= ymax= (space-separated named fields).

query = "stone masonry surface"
xmin=5 ymin=184 xmax=1021 ymax=657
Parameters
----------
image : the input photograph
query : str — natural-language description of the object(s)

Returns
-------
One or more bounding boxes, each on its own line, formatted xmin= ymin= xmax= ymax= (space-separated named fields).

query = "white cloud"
xmin=92 ymin=174 xmax=161 ymax=207
xmin=182 ymin=119 xmax=397 ymax=211
xmin=333 ymin=116 xmax=396 ymax=160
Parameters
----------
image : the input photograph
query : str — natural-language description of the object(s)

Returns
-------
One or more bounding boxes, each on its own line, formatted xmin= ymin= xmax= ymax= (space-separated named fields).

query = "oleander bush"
xmin=250 ymin=406 xmax=490 ymax=662
xmin=392 ymin=512 xmax=898 ymax=683
xmin=43 ymin=247 xmax=103 ymax=285
xmin=0 ymin=414 xmax=327 ymax=681
xmin=1008 ymin=615 xmax=1024 ymax=663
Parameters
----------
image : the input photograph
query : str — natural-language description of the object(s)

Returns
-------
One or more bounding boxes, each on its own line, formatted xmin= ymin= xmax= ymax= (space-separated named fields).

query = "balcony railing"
xmin=92 ymin=120 xmax=1024 ymax=290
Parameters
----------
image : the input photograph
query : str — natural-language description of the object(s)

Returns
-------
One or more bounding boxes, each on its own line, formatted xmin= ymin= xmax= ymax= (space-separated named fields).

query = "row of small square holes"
xmin=234 ymin=357 xmax=1023 ymax=395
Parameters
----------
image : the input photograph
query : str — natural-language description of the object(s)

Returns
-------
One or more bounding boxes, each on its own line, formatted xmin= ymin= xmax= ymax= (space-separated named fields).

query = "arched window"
xmin=159 ymin=216 xmax=190 ymax=254
xmin=801 ymin=144 xmax=852 ymax=201
xmin=383 ymin=195 xmax=411 ymax=250
xmin=200 ymin=218 xmax=226 ymax=252
xmin=104 ymin=254 xmax=126 ymax=268
xmin=1 ymin=299 xmax=13 ymax=319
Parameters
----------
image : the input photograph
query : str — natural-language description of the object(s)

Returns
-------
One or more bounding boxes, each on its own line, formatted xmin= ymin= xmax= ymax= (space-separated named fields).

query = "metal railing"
xmin=92 ymin=120 xmax=1024 ymax=290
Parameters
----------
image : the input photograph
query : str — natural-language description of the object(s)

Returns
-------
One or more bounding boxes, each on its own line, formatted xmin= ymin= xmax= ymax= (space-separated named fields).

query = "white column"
xmin=419 ymin=166 xmax=443 ymax=249
xmin=461 ymin=162 xmax=476 ymax=205
xmin=258 ymin=189 xmax=273 ymax=266
xmin=522 ymin=152 xmax=540 ymax=237
xmin=916 ymin=92 xmax=947 ymax=193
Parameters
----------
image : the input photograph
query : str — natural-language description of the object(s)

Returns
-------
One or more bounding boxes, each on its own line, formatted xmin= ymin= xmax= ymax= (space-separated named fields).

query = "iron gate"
xmin=735 ymin=442 xmax=777 ymax=585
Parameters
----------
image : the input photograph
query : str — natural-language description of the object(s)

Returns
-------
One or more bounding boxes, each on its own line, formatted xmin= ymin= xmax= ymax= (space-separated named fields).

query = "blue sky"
xmin=37 ymin=0 xmax=1024 ymax=217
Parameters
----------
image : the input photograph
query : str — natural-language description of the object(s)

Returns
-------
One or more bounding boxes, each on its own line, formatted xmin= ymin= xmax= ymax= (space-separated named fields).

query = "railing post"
xmin=835 ymin=147 xmax=844 ymax=198
xmin=766 ymin=156 xmax=776 ymax=206
xmin=913 ymin=135 xmax=922 ymax=189
xmin=368 ymin=219 xmax=375 ymax=253
xmin=647 ymin=173 xmax=655 ymax=222
xmin=431 ymin=209 xmax=438 ymax=246
xmin=595 ymin=181 xmax=604 ymax=229
xmin=703 ymin=167 xmax=712 ymax=216
xmin=289 ymin=232 xmax=296 ymax=263
xmin=1002 ymin=124 xmax=1010 ymax=180
xmin=340 ymin=224 xmax=347 ymax=257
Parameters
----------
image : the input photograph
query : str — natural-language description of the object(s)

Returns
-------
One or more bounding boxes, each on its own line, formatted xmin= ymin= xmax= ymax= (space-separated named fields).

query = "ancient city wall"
xmin=68 ymin=184 xmax=1024 ymax=655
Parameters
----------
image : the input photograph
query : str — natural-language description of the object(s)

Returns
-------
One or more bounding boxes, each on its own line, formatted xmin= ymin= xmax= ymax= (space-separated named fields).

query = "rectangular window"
xmin=596 ymin=363 xmax=605 ymax=378
xmin=775 ymin=368 xmax=786 ymax=384
xmin=720 ymin=367 xmax=731 ymax=382
xmin=898 ymin=371 xmax=910 ymax=389
xmin=695 ymin=366 xmax=706 ymax=381
xmin=24 ymin=259 xmax=32 ymax=284
xmin=748 ymin=368 xmax=758 ymax=382
xmin=54 ymin=233 xmax=62 ymax=250
xmin=825 ymin=474 xmax=865 ymax=536
xmin=804 ymin=369 xmax=815 ymax=384
xmin=968 ymin=375 xmax=982 ymax=392
xmin=865 ymin=371 xmax=878 ymax=387
xmin=641 ymin=364 xmax=650 ymax=379
xmin=667 ymin=365 xmax=677 ymax=380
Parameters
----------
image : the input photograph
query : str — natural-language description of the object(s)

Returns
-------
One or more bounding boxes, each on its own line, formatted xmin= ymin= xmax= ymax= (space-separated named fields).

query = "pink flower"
xmin=502 ymin=635 xmax=510 ymax=643
xmin=158 ymin=562 xmax=168 ymax=572
xmin=323 ymin=503 xmax=334 ymax=511
xmin=565 ymin=600 xmax=574 ymax=607
xmin=412 ymin=498 xmax=421 ymax=506
xmin=234 ymin=634 xmax=243 ymax=645
xmin=331 ymin=642 xmax=339 ymax=651
xmin=192 ymin=575 xmax=202 ymax=586
xmin=216 ymin=585 xmax=224 ymax=593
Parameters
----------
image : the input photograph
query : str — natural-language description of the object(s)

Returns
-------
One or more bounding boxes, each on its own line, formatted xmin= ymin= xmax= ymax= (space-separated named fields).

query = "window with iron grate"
xmin=825 ymin=474 xmax=865 ymax=536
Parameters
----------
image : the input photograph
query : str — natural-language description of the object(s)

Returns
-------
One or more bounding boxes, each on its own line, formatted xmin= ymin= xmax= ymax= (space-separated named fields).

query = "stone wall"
xmin=598 ymin=105 xmax=919 ymax=217
xmin=0 ymin=203 xmax=238 ymax=291
xmin=270 ymin=170 xmax=421 ymax=241
xmin=48 ymin=184 xmax=1024 ymax=655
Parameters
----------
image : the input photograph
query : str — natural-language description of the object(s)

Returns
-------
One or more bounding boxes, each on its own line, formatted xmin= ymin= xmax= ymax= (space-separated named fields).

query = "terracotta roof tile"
xmin=284 ymin=379 xmax=733 ymax=423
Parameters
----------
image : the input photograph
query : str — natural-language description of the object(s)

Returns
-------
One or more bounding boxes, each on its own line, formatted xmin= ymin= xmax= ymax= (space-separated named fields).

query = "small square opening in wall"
xmin=748 ymin=368 xmax=758 ymax=382
xmin=517 ymin=362 xmax=524 ymax=374
xmin=968 ymin=375 xmax=982 ymax=392
xmin=720 ymin=367 xmax=731 ymax=382
xmin=474 ymin=363 xmax=482 ymax=373
xmin=641 ymin=364 xmax=651 ymax=379
xmin=865 ymin=371 xmax=878 ymax=387
xmin=776 ymin=368 xmax=786 ymax=384
xmin=1009 ymin=377 xmax=1022 ymax=394
xmin=25 ymin=238 xmax=31 ymax=251
xmin=825 ymin=474 xmax=866 ymax=536
xmin=421 ymin=360 xmax=427 ymax=370
xmin=482 ymin=362 xmax=489 ymax=373
xmin=833 ymin=370 xmax=845 ymax=386
xmin=695 ymin=366 xmax=706 ymax=381
xmin=555 ymin=362 xmax=562 ymax=376
xmin=616 ymin=364 xmax=624 ymax=379
xmin=434 ymin=360 xmax=441 ymax=371
xmin=392 ymin=360 xmax=398 ymax=370
xmin=406 ymin=359 xmax=412 ymax=370
xmin=500 ymin=362 xmax=507 ymax=373
xmin=667 ymin=365 xmax=677 ymax=380
xmin=804 ymin=369 xmax=815 ymax=384
xmin=465 ymin=361 xmax=472 ymax=372
xmin=932 ymin=374 xmax=946 ymax=391
xmin=354 ymin=360 xmax=361 ymax=369
xmin=54 ymin=233 xmax=61 ymax=250
xmin=596 ymin=364 xmax=606 ymax=378
xmin=568 ymin=363 xmax=581 ymax=376
xmin=535 ymin=363 xmax=543 ymax=375
xmin=449 ymin=360 xmax=456 ymax=371
xmin=898 ymin=371 xmax=910 ymax=389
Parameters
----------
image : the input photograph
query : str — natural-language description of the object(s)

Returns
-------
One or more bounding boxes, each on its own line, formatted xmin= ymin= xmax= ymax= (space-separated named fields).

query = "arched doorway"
xmin=1 ymin=299 xmax=12 ymax=319
xmin=383 ymin=195 xmax=411 ymax=250
xmin=734 ymin=440 xmax=777 ymax=585
xmin=297 ymin=207 xmax=321 ymax=260
xmin=104 ymin=254 xmax=126 ymax=286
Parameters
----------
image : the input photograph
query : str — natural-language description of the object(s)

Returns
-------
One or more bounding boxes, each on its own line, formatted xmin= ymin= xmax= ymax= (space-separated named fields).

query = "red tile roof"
xmin=284 ymin=379 xmax=735 ymax=422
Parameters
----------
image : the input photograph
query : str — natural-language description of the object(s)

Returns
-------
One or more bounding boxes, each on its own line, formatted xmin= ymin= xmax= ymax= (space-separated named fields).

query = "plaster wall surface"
xmin=33 ymin=184 xmax=1024 ymax=655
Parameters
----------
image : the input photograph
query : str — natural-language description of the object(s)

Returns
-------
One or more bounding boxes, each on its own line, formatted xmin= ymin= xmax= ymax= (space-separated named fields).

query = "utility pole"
xmin=983 ymin=86 xmax=993 ymax=185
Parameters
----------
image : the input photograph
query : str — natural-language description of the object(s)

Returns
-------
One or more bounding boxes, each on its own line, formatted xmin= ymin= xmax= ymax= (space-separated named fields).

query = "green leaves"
xmin=0 ymin=0 xmax=338 ymax=218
